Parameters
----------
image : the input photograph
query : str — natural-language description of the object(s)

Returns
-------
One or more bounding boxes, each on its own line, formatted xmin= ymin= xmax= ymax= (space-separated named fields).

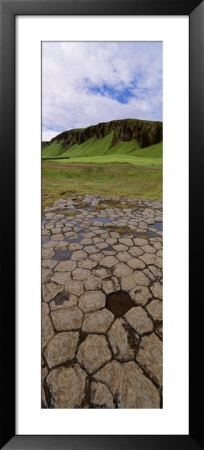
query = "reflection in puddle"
xmin=52 ymin=249 xmax=72 ymax=261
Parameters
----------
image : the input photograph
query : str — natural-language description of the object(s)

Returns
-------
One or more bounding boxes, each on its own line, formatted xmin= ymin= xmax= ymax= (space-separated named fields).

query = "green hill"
xmin=42 ymin=118 xmax=162 ymax=161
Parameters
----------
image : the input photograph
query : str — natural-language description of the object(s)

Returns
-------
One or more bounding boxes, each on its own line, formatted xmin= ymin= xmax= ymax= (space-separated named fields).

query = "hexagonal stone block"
xmin=113 ymin=262 xmax=133 ymax=278
xmin=125 ymin=307 xmax=153 ymax=335
xmin=78 ymin=259 xmax=97 ymax=269
xmin=77 ymin=334 xmax=112 ymax=373
xmin=42 ymin=268 xmax=53 ymax=283
xmin=51 ymin=272 xmax=71 ymax=285
xmin=82 ymin=309 xmax=114 ymax=333
xmin=113 ymin=244 xmax=128 ymax=252
xmin=51 ymin=233 xmax=64 ymax=241
xmin=42 ymin=282 xmax=63 ymax=303
xmin=116 ymin=251 xmax=132 ymax=262
xmin=42 ymin=248 xmax=54 ymax=259
xmin=106 ymin=238 xmax=117 ymax=245
xmin=100 ymin=256 xmax=118 ymax=268
xmin=150 ymin=282 xmax=163 ymax=300
xmin=68 ymin=243 xmax=83 ymax=251
xmin=154 ymin=256 xmax=162 ymax=269
xmin=65 ymin=280 xmax=84 ymax=297
xmin=80 ymin=238 xmax=93 ymax=245
xmin=141 ymin=244 xmax=156 ymax=254
xmin=71 ymin=250 xmax=87 ymax=261
xmin=133 ymin=237 xmax=148 ymax=246
xmin=51 ymin=307 xmax=83 ymax=331
xmin=44 ymin=332 xmax=79 ymax=369
xmin=139 ymin=253 xmax=156 ymax=265
xmin=127 ymin=258 xmax=145 ymax=270
xmin=42 ymin=240 xmax=56 ymax=249
xmin=42 ymin=259 xmax=58 ymax=270
xmin=42 ymin=314 xmax=54 ymax=350
xmin=133 ymin=271 xmax=151 ymax=287
xmin=84 ymin=275 xmax=102 ymax=290
xmin=128 ymin=247 xmax=144 ymax=257
xmin=130 ymin=286 xmax=152 ymax=306
xmin=90 ymin=252 xmax=103 ymax=262
xmin=118 ymin=362 xmax=160 ymax=408
xmin=121 ymin=276 xmax=136 ymax=292
xmin=42 ymin=302 xmax=49 ymax=317
xmin=137 ymin=333 xmax=162 ymax=385
xmin=84 ymin=245 xmax=99 ymax=254
xmin=95 ymin=242 xmax=109 ymax=250
xmin=102 ymin=277 xmax=120 ymax=295
xmin=47 ymin=364 xmax=86 ymax=408
xmin=79 ymin=291 xmax=106 ymax=313
xmin=92 ymin=268 xmax=111 ymax=279
xmin=146 ymin=300 xmax=162 ymax=321
xmin=55 ymin=260 xmax=77 ymax=272
xmin=72 ymin=268 xmax=90 ymax=281
xmin=119 ymin=238 xmax=133 ymax=247
xmin=94 ymin=360 xmax=122 ymax=396
xmin=156 ymin=322 xmax=163 ymax=339
xmin=107 ymin=318 xmax=135 ymax=361
xmin=91 ymin=382 xmax=114 ymax=408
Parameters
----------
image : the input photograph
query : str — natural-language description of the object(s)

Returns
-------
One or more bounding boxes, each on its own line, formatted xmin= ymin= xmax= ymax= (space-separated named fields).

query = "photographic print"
xmin=41 ymin=42 xmax=163 ymax=409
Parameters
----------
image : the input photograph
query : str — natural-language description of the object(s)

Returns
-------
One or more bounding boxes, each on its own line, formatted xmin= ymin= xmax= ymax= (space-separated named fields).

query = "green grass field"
xmin=42 ymin=128 xmax=163 ymax=208
xmin=42 ymin=160 xmax=162 ymax=209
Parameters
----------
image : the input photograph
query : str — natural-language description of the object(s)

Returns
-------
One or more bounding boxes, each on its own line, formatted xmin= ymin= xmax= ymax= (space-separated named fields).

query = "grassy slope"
xmin=42 ymin=131 xmax=148 ymax=159
xmin=45 ymin=143 xmax=162 ymax=166
xmin=42 ymin=140 xmax=64 ymax=158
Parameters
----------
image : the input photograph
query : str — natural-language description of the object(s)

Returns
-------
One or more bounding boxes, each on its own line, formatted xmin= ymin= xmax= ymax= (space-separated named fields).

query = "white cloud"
xmin=42 ymin=42 xmax=162 ymax=141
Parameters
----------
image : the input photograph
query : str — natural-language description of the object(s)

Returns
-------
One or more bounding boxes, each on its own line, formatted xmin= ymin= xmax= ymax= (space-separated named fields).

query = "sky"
xmin=42 ymin=42 xmax=162 ymax=141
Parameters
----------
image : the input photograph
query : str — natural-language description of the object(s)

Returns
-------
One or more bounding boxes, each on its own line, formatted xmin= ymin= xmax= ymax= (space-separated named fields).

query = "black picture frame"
xmin=0 ymin=0 xmax=203 ymax=449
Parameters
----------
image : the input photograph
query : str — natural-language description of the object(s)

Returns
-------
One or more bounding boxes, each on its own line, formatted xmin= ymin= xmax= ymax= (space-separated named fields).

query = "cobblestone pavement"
xmin=42 ymin=195 xmax=163 ymax=408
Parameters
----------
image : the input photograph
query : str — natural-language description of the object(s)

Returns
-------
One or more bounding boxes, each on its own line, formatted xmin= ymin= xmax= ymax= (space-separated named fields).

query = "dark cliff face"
xmin=49 ymin=118 xmax=163 ymax=150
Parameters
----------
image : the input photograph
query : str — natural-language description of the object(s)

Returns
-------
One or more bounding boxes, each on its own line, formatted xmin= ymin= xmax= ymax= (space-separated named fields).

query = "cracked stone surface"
xmin=42 ymin=314 xmax=55 ymax=349
xmin=91 ymin=381 xmax=114 ymax=408
xmin=82 ymin=309 xmax=114 ymax=333
xmin=42 ymin=195 xmax=163 ymax=408
xmin=129 ymin=286 xmax=152 ymax=305
xmin=77 ymin=334 xmax=112 ymax=373
xmin=44 ymin=332 xmax=79 ymax=369
xmin=118 ymin=362 xmax=160 ymax=408
xmin=47 ymin=364 xmax=87 ymax=408
xmin=94 ymin=360 xmax=122 ymax=396
xmin=107 ymin=318 xmax=135 ymax=361
xmin=146 ymin=299 xmax=162 ymax=321
xmin=51 ymin=307 xmax=83 ymax=331
xmin=125 ymin=306 xmax=153 ymax=335
xmin=137 ymin=333 xmax=163 ymax=385
xmin=65 ymin=280 xmax=84 ymax=297
xmin=79 ymin=290 xmax=106 ymax=313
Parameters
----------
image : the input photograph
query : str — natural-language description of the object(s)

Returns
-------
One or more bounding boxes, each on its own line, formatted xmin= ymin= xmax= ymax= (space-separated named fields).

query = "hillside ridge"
xmin=44 ymin=118 xmax=162 ymax=149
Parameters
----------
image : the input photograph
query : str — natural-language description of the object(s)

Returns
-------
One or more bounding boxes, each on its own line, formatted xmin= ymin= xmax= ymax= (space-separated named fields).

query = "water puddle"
xmin=90 ymin=217 xmax=113 ymax=224
xmin=152 ymin=222 xmax=163 ymax=231
xmin=42 ymin=238 xmax=50 ymax=245
xmin=52 ymin=249 xmax=72 ymax=261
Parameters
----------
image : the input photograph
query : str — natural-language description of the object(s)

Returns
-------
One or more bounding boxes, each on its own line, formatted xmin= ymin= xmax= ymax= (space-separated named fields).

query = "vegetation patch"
xmin=104 ymin=225 xmax=135 ymax=235
xmin=65 ymin=211 xmax=80 ymax=217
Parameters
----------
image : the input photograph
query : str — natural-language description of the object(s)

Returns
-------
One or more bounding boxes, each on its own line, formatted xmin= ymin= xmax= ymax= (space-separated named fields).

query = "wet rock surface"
xmin=42 ymin=195 xmax=163 ymax=408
